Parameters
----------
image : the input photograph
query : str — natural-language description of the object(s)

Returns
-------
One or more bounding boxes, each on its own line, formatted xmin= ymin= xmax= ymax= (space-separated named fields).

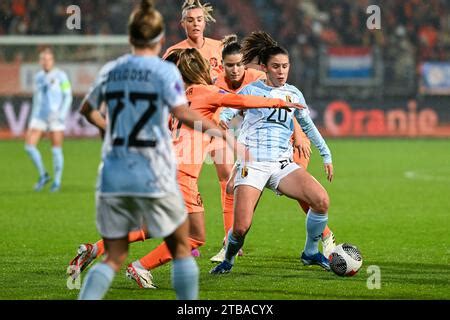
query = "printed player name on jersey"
xmin=107 ymin=68 xmax=153 ymax=82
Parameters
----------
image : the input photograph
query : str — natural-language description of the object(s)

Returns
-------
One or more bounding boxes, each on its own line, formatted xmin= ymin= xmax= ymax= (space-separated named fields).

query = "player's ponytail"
xmin=241 ymin=31 xmax=287 ymax=66
xmin=221 ymin=34 xmax=241 ymax=60
xmin=140 ymin=0 xmax=154 ymax=12
xmin=177 ymin=48 xmax=213 ymax=86
xmin=129 ymin=0 xmax=165 ymax=48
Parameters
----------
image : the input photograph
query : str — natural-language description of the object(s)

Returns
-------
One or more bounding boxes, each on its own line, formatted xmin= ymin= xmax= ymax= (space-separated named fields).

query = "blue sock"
xmin=304 ymin=209 xmax=328 ymax=256
xmin=52 ymin=147 xmax=63 ymax=185
xmin=25 ymin=145 xmax=46 ymax=177
xmin=225 ymin=229 xmax=244 ymax=264
xmin=78 ymin=263 xmax=115 ymax=300
xmin=172 ymin=256 xmax=199 ymax=300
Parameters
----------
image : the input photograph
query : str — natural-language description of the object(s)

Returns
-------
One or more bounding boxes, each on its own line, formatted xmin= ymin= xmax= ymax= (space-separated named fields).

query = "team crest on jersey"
xmin=186 ymin=87 xmax=194 ymax=96
xmin=285 ymin=95 xmax=292 ymax=103
xmin=210 ymin=57 xmax=218 ymax=68
xmin=241 ymin=166 xmax=248 ymax=178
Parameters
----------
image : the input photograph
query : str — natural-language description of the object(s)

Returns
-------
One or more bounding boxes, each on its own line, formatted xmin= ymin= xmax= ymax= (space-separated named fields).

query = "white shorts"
xmin=96 ymin=192 xmax=187 ymax=240
xmin=29 ymin=118 xmax=65 ymax=132
xmin=234 ymin=159 xmax=300 ymax=195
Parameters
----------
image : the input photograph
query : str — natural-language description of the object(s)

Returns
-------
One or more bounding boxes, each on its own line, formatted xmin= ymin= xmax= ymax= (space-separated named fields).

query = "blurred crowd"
xmin=1 ymin=0 xmax=449 ymax=97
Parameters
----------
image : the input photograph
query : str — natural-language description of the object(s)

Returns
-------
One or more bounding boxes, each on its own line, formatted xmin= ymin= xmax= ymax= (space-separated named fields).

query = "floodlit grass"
xmin=0 ymin=139 xmax=448 ymax=299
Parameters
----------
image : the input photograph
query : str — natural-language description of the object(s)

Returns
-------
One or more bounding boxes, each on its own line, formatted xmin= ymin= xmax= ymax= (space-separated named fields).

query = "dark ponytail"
xmin=221 ymin=34 xmax=241 ymax=60
xmin=241 ymin=31 xmax=287 ymax=66
xmin=140 ymin=0 xmax=154 ymax=11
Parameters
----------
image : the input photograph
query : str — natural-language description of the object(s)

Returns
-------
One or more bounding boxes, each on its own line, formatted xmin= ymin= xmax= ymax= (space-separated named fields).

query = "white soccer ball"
xmin=329 ymin=243 xmax=363 ymax=277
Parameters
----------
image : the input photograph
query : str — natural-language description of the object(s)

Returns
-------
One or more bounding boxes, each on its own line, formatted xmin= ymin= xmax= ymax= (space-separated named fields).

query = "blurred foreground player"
xmin=76 ymin=0 xmax=236 ymax=300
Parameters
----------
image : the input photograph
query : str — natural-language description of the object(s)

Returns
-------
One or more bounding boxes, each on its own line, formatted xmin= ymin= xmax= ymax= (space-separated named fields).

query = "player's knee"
xmin=172 ymin=240 xmax=193 ymax=258
xmin=312 ymin=193 xmax=329 ymax=213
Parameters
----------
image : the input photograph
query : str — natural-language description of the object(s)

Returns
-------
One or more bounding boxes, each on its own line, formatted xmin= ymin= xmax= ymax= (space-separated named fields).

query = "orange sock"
xmin=94 ymin=239 xmax=105 ymax=257
xmin=139 ymin=237 xmax=205 ymax=270
xmin=322 ymin=225 xmax=331 ymax=239
xmin=220 ymin=181 xmax=234 ymax=239
xmin=94 ymin=229 xmax=147 ymax=257
xmin=298 ymin=201 xmax=332 ymax=239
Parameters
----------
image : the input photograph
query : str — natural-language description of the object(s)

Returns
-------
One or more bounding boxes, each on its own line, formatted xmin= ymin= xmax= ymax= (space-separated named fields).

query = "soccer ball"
xmin=328 ymin=243 xmax=363 ymax=276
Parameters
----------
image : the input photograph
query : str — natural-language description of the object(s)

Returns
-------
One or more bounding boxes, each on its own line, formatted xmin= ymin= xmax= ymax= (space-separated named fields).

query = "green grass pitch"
xmin=0 ymin=139 xmax=449 ymax=300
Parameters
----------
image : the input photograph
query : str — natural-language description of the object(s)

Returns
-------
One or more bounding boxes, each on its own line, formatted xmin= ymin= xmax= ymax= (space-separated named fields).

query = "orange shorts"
xmin=177 ymin=171 xmax=204 ymax=214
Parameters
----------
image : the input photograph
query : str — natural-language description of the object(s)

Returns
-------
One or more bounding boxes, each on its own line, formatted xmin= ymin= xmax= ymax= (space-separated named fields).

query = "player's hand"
xmin=324 ymin=163 xmax=333 ymax=182
xmin=295 ymin=143 xmax=311 ymax=160
xmin=286 ymin=102 xmax=305 ymax=110
xmin=219 ymin=120 xmax=229 ymax=130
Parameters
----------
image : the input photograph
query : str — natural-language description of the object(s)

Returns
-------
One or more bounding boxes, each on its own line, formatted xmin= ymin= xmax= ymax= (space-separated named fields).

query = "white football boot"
xmin=210 ymin=247 xmax=226 ymax=263
xmin=67 ymin=243 xmax=97 ymax=280
xmin=126 ymin=262 xmax=157 ymax=289
xmin=322 ymin=231 xmax=336 ymax=259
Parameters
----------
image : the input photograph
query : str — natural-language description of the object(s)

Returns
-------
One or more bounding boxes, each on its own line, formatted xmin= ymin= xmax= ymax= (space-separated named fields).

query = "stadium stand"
xmin=0 ymin=0 xmax=449 ymax=98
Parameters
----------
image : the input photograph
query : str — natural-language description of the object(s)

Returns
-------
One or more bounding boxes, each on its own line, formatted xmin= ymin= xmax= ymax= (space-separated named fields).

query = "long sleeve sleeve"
xmin=215 ymin=92 xmax=287 ymax=109
xmin=295 ymin=109 xmax=332 ymax=164
xmin=59 ymin=73 xmax=73 ymax=121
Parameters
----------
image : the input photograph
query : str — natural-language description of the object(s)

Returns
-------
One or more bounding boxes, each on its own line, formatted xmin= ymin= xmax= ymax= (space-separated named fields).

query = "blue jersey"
xmin=85 ymin=54 xmax=188 ymax=197
xmin=32 ymin=68 xmax=72 ymax=121
xmin=238 ymin=80 xmax=332 ymax=163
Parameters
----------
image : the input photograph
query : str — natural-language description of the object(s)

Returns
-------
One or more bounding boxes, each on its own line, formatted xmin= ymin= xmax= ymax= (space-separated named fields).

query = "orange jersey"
xmin=215 ymin=68 xmax=266 ymax=93
xmin=163 ymin=38 xmax=223 ymax=80
xmin=172 ymin=84 xmax=290 ymax=178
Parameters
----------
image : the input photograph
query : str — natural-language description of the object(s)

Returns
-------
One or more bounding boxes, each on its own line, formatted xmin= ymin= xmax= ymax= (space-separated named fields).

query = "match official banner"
xmin=1 ymin=97 xmax=450 ymax=138
xmin=420 ymin=62 xmax=450 ymax=95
